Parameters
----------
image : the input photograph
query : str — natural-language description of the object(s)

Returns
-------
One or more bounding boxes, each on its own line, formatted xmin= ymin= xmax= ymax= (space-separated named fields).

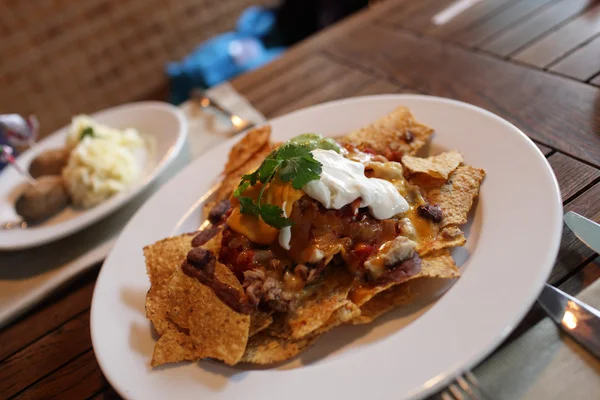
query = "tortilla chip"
xmin=418 ymin=226 xmax=466 ymax=256
xmin=151 ymin=329 xmax=196 ymax=367
xmin=352 ymin=283 xmax=414 ymax=325
xmin=424 ymin=166 xmax=485 ymax=227
xmin=250 ymin=311 xmax=273 ymax=337
xmin=349 ymin=249 xmax=460 ymax=307
xmin=353 ymin=251 xmax=459 ymax=324
xmin=240 ymin=332 xmax=320 ymax=364
xmin=286 ymin=267 xmax=355 ymax=339
xmin=402 ymin=151 xmax=463 ymax=180
xmin=340 ymin=106 xmax=434 ymax=156
xmin=416 ymin=249 xmax=461 ymax=279
xmin=223 ymin=125 xmax=271 ymax=175
xmin=144 ymin=234 xmax=194 ymax=335
xmin=313 ymin=301 xmax=360 ymax=334
xmin=166 ymin=259 xmax=250 ymax=365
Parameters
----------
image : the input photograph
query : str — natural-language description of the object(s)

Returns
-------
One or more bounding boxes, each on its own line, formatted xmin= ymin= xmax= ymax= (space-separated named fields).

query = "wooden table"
xmin=2 ymin=0 xmax=600 ymax=398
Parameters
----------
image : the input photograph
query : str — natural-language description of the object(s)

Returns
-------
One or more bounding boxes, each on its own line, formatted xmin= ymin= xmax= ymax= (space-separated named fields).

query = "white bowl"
xmin=0 ymin=101 xmax=188 ymax=250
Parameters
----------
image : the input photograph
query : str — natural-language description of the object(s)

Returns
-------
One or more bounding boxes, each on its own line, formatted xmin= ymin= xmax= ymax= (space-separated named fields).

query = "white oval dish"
xmin=0 ymin=101 xmax=187 ymax=250
xmin=91 ymin=95 xmax=562 ymax=400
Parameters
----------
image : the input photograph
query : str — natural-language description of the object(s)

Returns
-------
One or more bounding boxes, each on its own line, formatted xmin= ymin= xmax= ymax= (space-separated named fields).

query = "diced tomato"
xmin=353 ymin=243 xmax=375 ymax=262
xmin=363 ymin=147 xmax=377 ymax=155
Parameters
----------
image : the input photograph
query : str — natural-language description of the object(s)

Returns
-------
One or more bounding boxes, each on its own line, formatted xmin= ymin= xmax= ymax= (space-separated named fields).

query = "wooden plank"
xmin=255 ymin=56 xmax=363 ymax=118
xmin=348 ymin=79 xmax=404 ymax=97
xmin=12 ymin=350 xmax=107 ymax=400
xmin=512 ymin=3 xmax=600 ymax=68
xmin=231 ymin=0 xmax=402 ymax=94
xmin=452 ymin=0 xmax=557 ymax=47
xmin=427 ymin=0 xmax=517 ymax=37
xmin=378 ymin=0 xmax=452 ymax=29
xmin=0 ymin=312 xmax=91 ymax=399
xmin=548 ymin=152 xmax=600 ymax=202
xmin=241 ymin=54 xmax=331 ymax=109
xmin=326 ymin=25 xmax=600 ymax=166
xmin=560 ymin=257 xmax=600 ymax=295
xmin=552 ymin=182 xmax=600 ymax=283
xmin=0 ymin=274 xmax=95 ymax=363
xmin=536 ymin=142 xmax=553 ymax=156
xmin=89 ymin=386 xmax=122 ymax=400
xmin=481 ymin=0 xmax=591 ymax=57
xmin=549 ymin=35 xmax=600 ymax=81
xmin=270 ymin=65 xmax=374 ymax=117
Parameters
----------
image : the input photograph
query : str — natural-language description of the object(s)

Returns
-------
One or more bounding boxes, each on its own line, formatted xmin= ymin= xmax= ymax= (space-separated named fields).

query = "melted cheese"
xmin=227 ymin=180 xmax=304 ymax=246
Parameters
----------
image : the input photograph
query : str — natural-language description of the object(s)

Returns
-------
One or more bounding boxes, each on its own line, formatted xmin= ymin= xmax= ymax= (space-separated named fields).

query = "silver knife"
xmin=564 ymin=211 xmax=600 ymax=254
xmin=537 ymin=284 xmax=600 ymax=359
xmin=536 ymin=211 xmax=600 ymax=359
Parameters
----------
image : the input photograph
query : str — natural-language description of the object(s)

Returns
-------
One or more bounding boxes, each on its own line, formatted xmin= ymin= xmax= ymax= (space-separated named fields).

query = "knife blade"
xmin=537 ymin=284 xmax=600 ymax=359
xmin=564 ymin=211 xmax=600 ymax=254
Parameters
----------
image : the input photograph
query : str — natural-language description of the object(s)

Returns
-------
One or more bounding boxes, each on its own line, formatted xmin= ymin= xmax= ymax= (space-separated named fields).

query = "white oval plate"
xmin=91 ymin=95 xmax=562 ymax=400
xmin=0 ymin=101 xmax=187 ymax=250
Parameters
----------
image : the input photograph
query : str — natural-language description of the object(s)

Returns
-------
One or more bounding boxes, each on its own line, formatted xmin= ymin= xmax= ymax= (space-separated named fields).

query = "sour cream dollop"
xmin=303 ymin=149 xmax=409 ymax=219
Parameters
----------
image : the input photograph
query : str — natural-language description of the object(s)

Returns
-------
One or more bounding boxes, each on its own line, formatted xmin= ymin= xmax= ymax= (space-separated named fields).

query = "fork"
xmin=440 ymin=372 xmax=495 ymax=400
xmin=191 ymin=89 xmax=255 ymax=135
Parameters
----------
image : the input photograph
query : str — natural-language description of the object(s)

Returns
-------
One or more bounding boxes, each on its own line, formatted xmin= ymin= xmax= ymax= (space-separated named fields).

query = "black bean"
xmin=191 ymin=226 xmax=220 ymax=247
xmin=208 ymin=199 xmax=231 ymax=224
xmin=417 ymin=204 xmax=443 ymax=223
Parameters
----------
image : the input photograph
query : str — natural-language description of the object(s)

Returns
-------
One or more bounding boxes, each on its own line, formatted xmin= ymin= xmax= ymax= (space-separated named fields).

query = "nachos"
xmin=144 ymin=106 xmax=485 ymax=366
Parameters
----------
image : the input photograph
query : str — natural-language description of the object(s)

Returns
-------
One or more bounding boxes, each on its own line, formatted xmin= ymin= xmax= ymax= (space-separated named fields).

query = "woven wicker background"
xmin=0 ymin=0 xmax=274 ymax=138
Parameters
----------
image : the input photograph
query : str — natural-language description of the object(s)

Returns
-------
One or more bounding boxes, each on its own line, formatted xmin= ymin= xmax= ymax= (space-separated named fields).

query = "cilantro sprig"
xmin=233 ymin=143 xmax=322 ymax=229
xmin=80 ymin=127 xmax=95 ymax=140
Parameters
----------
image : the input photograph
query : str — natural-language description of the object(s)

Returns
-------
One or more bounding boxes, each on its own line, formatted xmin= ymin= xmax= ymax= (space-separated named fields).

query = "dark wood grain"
xmin=512 ymin=3 xmax=600 ymax=68
xmin=552 ymin=182 xmax=600 ymax=284
xmin=257 ymin=56 xmax=369 ymax=118
xmin=12 ymin=350 xmax=106 ymax=400
xmin=348 ymin=79 xmax=404 ymax=96
xmin=548 ymin=152 xmax=600 ymax=202
xmin=326 ymin=25 xmax=600 ymax=167
xmin=89 ymin=386 xmax=122 ymax=400
xmin=427 ymin=0 xmax=517 ymax=37
xmin=560 ymin=257 xmax=600 ymax=295
xmin=378 ymin=0 xmax=452 ymax=29
xmin=270 ymin=64 xmax=374 ymax=117
xmin=536 ymin=142 xmax=554 ymax=156
xmin=451 ymin=0 xmax=557 ymax=47
xmin=240 ymin=54 xmax=331 ymax=109
xmin=0 ymin=313 xmax=91 ymax=399
xmin=0 ymin=275 xmax=95 ymax=363
xmin=549 ymin=35 xmax=600 ymax=81
xmin=480 ymin=0 xmax=591 ymax=57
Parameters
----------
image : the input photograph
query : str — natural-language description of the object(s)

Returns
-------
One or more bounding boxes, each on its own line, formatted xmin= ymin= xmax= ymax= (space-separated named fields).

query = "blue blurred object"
xmin=167 ymin=6 xmax=286 ymax=104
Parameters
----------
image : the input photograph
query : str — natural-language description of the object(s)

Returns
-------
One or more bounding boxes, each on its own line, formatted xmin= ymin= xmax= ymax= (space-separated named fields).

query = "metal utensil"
xmin=534 ymin=211 xmax=600 ymax=358
xmin=192 ymin=89 xmax=255 ymax=134
xmin=440 ymin=372 xmax=495 ymax=400
xmin=537 ymin=284 xmax=600 ymax=359
xmin=564 ymin=211 xmax=600 ymax=254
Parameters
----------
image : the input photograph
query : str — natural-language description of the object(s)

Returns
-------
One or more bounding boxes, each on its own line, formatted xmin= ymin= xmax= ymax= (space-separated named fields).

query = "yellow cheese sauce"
xmin=227 ymin=180 xmax=304 ymax=246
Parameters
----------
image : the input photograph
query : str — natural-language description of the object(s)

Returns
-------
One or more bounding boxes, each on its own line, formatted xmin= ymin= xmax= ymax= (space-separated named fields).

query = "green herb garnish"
xmin=233 ymin=142 xmax=323 ymax=229
xmin=80 ymin=126 xmax=95 ymax=140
